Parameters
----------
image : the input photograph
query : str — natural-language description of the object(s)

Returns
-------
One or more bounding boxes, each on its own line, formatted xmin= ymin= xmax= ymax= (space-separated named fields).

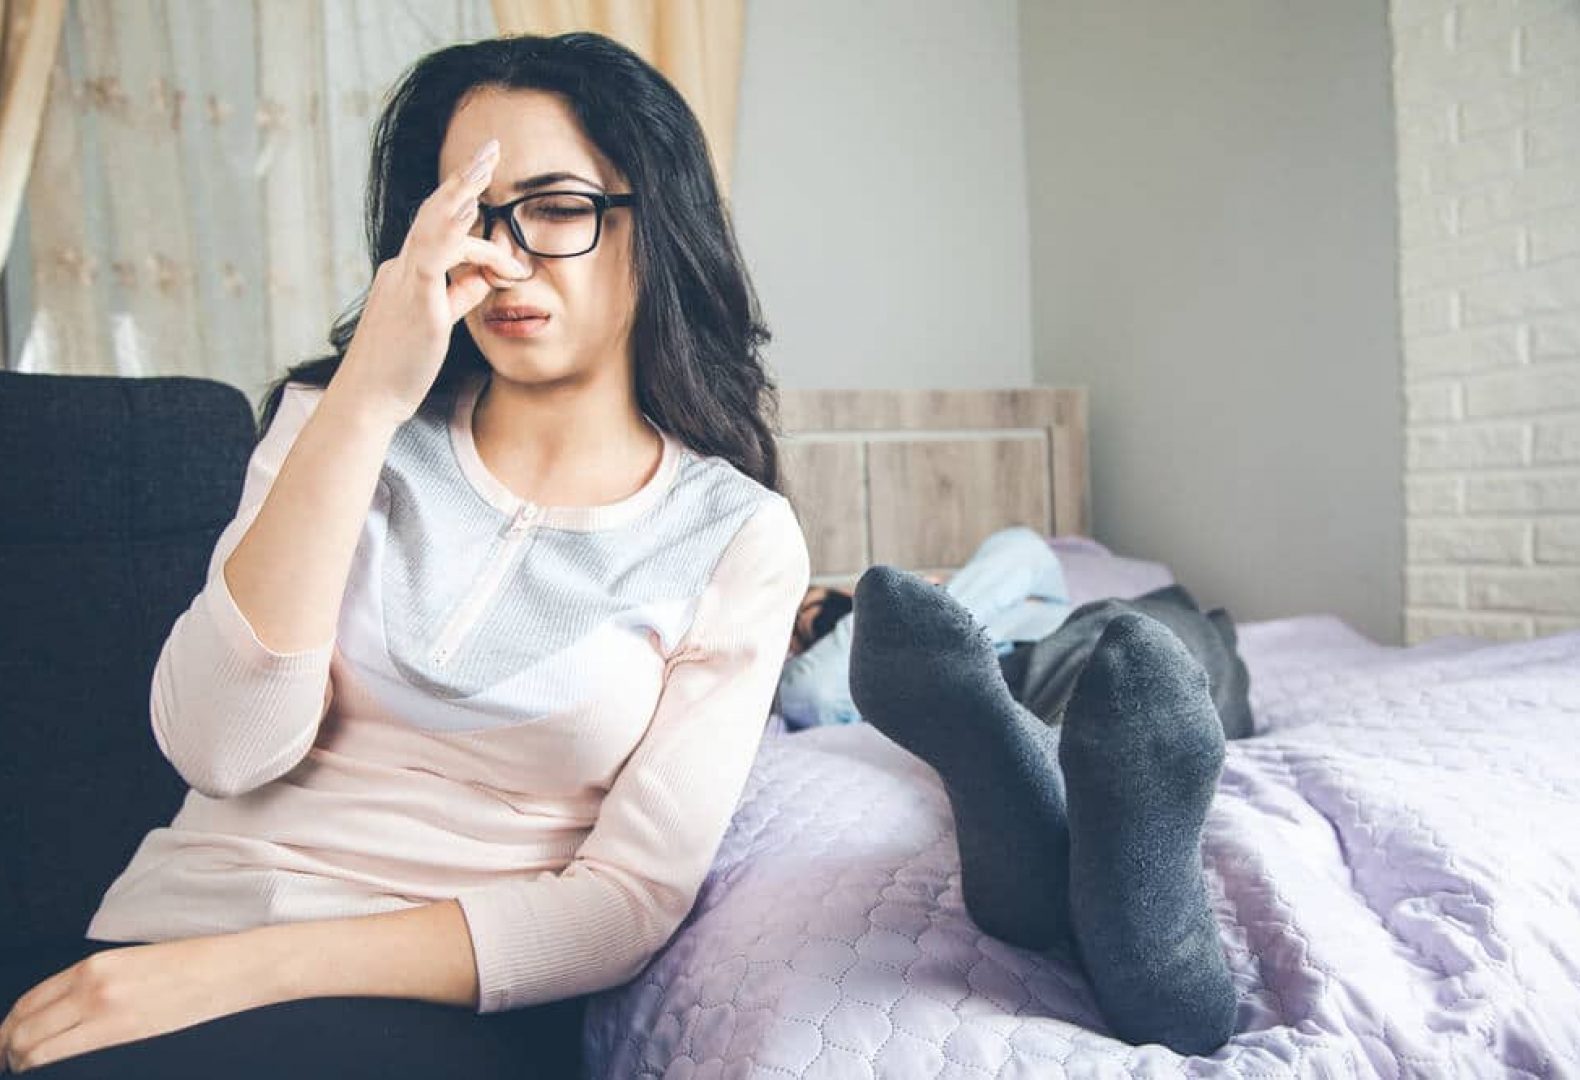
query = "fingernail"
xmin=465 ymin=156 xmax=494 ymax=183
xmin=473 ymin=138 xmax=500 ymax=162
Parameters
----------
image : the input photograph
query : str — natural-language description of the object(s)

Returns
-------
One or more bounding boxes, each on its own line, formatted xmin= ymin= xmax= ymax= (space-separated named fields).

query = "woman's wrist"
xmin=237 ymin=919 xmax=344 ymax=1006
xmin=235 ymin=902 xmax=480 ymax=1009
xmin=320 ymin=358 xmax=421 ymax=440
xmin=189 ymin=929 xmax=302 ymax=1014
xmin=324 ymin=344 xmax=444 ymax=437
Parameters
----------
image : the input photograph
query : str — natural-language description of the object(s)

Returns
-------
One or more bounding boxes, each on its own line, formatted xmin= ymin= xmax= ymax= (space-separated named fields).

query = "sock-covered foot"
xmin=849 ymin=566 xmax=1075 ymax=960
xmin=1058 ymin=612 xmax=1237 ymax=1056
xmin=1204 ymin=608 xmax=1254 ymax=740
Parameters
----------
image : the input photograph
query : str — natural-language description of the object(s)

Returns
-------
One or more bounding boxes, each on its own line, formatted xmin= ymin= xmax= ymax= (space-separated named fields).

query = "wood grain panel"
xmin=774 ymin=386 xmax=1088 ymax=577
xmin=866 ymin=436 xmax=1051 ymax=568
xmin=779 ymin=388 xmax=1068 ymax=433
xmin=778 ymin=440 xmax=867 ymax=575
xmin=1050 ymin=388 xmax=1090 ymax=536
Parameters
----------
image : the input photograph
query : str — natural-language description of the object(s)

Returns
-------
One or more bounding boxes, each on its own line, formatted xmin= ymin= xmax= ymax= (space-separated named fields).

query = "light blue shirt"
xmin=777 ymin=526 xmax=1073 ymax=729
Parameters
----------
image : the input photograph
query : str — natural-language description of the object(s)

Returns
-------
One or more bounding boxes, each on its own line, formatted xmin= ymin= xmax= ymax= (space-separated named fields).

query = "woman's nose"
xmin=480 ymin=230 xmax=536 ymax=286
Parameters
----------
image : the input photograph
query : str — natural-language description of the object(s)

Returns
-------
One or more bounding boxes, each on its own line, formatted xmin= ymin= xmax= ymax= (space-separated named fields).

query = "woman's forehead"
xmin=440 ymin=87 xmax=611 ymax=183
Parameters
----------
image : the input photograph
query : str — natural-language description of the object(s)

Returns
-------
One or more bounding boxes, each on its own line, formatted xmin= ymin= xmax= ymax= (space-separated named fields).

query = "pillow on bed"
xmin=1047 ymin=535 xmax=1176 ymax=606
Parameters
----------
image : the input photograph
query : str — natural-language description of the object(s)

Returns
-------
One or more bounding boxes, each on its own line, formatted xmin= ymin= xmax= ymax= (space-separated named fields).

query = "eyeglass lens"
xmin=473 ymin=193 xmax=603 ymax=257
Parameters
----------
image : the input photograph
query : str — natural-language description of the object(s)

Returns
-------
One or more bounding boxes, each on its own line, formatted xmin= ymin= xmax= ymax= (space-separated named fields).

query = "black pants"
xmin=2 ymin=937 xmax=585 ymax=1079
xmin=997 ymin=585 xmax=1254 ymax=740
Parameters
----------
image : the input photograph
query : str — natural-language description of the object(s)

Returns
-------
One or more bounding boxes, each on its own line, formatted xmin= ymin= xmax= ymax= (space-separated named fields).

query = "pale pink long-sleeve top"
xmin=86 ymin=370 xmax=810 ymax=1013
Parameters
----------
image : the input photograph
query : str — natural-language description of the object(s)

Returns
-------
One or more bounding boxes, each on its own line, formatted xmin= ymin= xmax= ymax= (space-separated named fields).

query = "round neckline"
xmin=448 ymin=371 xmax=680 ymax=531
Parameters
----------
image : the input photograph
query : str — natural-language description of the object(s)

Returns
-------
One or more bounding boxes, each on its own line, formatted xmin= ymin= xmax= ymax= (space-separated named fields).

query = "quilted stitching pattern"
xmin=586 ymin=617 xmax=1580 ymax=1078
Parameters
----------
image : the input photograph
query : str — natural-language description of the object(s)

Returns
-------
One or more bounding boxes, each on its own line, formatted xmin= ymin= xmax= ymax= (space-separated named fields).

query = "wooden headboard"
xmin=775 ymin=388 xmax=1090 ymax=587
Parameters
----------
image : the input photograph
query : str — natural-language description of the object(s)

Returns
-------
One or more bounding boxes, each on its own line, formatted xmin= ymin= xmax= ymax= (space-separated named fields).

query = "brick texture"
xmin=1393 ymin=0 xmax=1580 ymax=642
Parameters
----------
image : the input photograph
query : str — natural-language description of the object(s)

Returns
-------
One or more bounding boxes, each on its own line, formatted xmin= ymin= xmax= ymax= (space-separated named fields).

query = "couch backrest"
xmin=0 ymin=372 xmax=256 ymax=949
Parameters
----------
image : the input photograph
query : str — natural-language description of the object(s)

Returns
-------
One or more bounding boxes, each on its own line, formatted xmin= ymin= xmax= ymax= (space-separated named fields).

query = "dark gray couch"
xmin=0 ymin=369 xmax=591 ymax=1076
xmin=0 ymin=371 xmax=256 ymax=959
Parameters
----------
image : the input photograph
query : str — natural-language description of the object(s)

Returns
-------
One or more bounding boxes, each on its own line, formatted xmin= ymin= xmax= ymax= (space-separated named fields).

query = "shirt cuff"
xmin=202 ymin=562 xmax=336 ymax=671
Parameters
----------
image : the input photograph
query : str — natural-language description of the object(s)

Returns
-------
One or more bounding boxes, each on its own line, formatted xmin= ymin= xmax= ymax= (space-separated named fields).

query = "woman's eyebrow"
xmin=511 ymin=171 xmax=603 ymax=192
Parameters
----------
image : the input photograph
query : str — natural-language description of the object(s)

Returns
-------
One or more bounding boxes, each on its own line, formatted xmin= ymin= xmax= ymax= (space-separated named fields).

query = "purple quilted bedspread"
xmin=586 ymin=616 xmax=1580 ymax=1078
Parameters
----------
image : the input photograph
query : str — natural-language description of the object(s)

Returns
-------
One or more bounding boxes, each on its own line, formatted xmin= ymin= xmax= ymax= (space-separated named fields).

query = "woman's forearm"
xmin=223 ymin=379 xmax=402 ymax=654
xmin=240 ymin=899 xmax=480 ymax=1010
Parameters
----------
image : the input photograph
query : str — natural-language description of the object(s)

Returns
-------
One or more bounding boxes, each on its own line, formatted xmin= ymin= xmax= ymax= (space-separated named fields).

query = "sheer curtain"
xmin=10 ymin=0 xmax=494 ymax=400
xmin=0 ymin=0 xmax=66 ymax=272
xmin=6 ymin=0 xmax=746 ymax=397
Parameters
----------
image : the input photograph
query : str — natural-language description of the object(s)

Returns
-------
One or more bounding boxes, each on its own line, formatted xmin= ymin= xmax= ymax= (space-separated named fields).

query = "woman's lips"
xmin=484 ymin=314 xmax=551 ymax=338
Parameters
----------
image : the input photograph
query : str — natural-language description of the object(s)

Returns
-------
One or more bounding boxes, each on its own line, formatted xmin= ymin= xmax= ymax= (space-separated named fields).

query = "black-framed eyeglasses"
xmin=472 ymin=189 xmax=637 ymax=258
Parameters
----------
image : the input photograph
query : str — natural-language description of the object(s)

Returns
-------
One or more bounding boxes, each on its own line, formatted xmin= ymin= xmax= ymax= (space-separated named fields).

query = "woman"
xmin=1 ymin=32 xmax=807 ymax=1077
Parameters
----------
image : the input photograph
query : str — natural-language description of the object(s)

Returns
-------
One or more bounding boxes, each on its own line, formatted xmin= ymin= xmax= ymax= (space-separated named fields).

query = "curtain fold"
xmin=0 ymin=0 xmax=67 ymax=272
xmin=489 ymin=0 xmax=744 ymax=196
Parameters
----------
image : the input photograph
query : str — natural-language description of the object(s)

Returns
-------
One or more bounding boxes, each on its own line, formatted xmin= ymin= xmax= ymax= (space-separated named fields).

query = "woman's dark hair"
xmin=259 ymin=31 xmax=782 ymax=490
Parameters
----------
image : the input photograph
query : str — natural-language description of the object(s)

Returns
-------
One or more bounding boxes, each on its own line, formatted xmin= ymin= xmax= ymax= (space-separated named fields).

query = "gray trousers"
xmin=996 ymin=585 xmax=1254 ymax=740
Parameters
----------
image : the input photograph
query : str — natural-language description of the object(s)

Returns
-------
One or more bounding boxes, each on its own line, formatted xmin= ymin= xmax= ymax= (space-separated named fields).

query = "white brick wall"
xmin=1392 ymin=0 xmax=1580 ymax=643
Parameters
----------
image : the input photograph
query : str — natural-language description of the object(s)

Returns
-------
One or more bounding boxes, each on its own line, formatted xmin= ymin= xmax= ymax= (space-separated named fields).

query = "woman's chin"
xmin=480 ymin=351 xmax=585 ymax=389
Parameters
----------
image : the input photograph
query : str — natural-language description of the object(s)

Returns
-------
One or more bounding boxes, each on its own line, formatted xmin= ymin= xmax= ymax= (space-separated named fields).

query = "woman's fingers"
xmin=0 ymin=969 xmax=73 ymax=1050
xmin=389 ymin=136 xmax=533 ymax=324
xmin=435 ymin=138 xmax=499 ymax=218
xmin=14 ymin=1022 xmax=113 ymax=1075
xmin=447 ymin=265 xmax=495 ymax=323
xmin=446 ymin=237 xmax=532 ymax=319
xmin=407 ymin=139 xmax=528 ymax=284
xmin=2 ymin=995 xmax=83 ymax=1073
xmin=456 ymin=236 xmax=528 ymax=281
xmin=0 ymin=967 xmax=78 ymax=1072
xmin=404 ymin=139 xmax=500 ymax=263
xmin=409 ymin=219 xmax=527 ymax=281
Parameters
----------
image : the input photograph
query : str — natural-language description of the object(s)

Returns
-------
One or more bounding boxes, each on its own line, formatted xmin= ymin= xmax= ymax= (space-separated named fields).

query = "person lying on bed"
xmin=780 ymin=526 xmax=1253 ymax=743
xmin=779 ymin=525 xmax=1072 ymax=728
xmin=846 ymin=564 xmax=1245 ymax=1057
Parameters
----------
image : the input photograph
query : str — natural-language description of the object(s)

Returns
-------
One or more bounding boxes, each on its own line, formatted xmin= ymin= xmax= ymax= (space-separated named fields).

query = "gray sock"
xmin=848 ymin=566 xmax=1076 ymax=960
xmin=1058 ymin=611 xmax=1237 ymax=1055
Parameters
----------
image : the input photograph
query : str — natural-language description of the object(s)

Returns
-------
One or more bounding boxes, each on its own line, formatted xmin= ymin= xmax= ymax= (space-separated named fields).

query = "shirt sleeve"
xmin=455 ymin=494 xmax=811 ymax=1013
xmin=148 ymin=383 xmax=336 ymax=799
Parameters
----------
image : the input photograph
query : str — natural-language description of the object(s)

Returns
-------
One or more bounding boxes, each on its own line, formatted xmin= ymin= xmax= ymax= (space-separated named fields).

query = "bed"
xmin=583 ymin=387 xmax=1580 ymax=1078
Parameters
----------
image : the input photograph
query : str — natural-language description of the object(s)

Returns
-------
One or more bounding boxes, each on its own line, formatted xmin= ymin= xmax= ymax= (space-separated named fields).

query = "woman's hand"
xmin=0 ymin=903 xmax=477 ymax=1073
xmin=334 ymin=136 xmax=529 ymax=430
xmin=0 ymin=936 xmax=271 ymax=1073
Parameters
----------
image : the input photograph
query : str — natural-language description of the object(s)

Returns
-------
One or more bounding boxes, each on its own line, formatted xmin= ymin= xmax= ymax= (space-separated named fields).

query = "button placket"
xmin=430 ymin=501 xmax=542 ymax=668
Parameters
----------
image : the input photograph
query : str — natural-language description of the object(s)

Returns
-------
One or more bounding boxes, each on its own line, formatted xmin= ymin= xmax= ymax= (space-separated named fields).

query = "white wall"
xmin=730 ymin=0 xmax=1034 ymax=390
xmin=1394 ymin=0 xmax=1580 ymax=642
xmin=1020 ymin=0 xmax=1406 ymax=644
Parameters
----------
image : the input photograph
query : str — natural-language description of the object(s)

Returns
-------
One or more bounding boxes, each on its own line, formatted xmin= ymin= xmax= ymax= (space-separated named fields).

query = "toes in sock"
xmin=1058 ymin=612 xmax=1237 ymax=1056
xmin=849 ymin=566 xmax=1075 ymax=959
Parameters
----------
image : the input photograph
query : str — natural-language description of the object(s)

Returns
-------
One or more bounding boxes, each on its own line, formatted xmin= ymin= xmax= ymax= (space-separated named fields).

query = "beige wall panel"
xmin=866 ymin=437 xmax=1050 ymax=568
xmin=779 ymin=440 xmax=867 ymax=576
